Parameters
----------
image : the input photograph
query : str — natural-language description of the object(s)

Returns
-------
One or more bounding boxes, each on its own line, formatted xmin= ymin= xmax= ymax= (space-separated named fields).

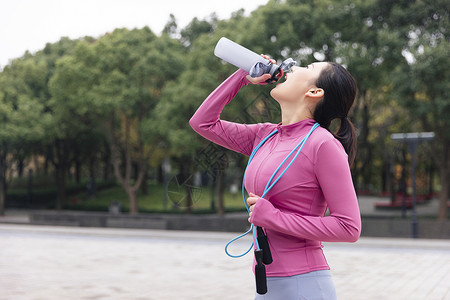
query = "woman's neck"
xmin=280 ymin=102 xmax=314 ymax=126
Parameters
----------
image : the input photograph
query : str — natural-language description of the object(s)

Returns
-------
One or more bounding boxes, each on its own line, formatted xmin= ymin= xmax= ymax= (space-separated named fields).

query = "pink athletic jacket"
xmin=189 ymin=69 xmax=361 ymax=277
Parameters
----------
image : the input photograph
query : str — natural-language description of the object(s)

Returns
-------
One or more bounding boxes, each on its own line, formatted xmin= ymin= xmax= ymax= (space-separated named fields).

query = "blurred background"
xmin=0 ymin=0 xmax=448 ymax=227
xmin=1 ymin=1 xmax=449 ymax=300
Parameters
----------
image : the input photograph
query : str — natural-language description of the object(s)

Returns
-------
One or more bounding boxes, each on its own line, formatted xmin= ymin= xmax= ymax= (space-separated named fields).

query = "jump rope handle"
xmin=257 ymin=226 xmax=273 ymax=265
xmin=254 ymin=249 xmax=267 ymax=294
xmin=254 ymin=226 xmax=271 ymax=295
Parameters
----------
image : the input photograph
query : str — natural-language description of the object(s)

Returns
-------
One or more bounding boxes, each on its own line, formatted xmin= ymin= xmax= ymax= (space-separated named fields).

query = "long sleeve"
xmin=250 ymin=139 xmax=361 ymax=243
xmin=189 ymin=69 xmax=264 ymax=156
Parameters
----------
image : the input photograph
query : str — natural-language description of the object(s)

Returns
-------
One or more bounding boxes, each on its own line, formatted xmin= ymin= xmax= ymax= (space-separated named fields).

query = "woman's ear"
xmin=305 ymin=88 xmax=324 ymax=98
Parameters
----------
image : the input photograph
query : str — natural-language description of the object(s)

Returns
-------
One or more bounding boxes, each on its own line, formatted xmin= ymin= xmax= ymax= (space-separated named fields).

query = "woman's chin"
xmin=270 ymin=87 xmax=281 ymax=101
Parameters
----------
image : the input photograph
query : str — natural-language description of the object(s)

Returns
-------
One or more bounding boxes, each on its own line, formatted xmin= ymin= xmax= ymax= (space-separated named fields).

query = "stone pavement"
xmin=1 ymin=196 xmax=448 ymax=239
xmin=0 ymin=224 xmax=449 ymax=300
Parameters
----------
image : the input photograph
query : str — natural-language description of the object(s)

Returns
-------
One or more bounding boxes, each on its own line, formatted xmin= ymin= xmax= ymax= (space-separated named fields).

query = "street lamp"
xmin=391 ymin=132 xmax=435 ymax=238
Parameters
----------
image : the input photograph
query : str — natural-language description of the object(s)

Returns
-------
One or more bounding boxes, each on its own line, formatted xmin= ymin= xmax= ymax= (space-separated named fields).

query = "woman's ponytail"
xmin=313 ymin=62 xmax=357 ymax=165
xmin=335 ymin=117 xmax=357 ymax=165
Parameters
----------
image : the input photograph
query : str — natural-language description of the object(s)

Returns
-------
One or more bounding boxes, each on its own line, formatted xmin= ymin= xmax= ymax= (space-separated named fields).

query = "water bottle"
xmin=214 ymin=37 xmax=297 ymax=83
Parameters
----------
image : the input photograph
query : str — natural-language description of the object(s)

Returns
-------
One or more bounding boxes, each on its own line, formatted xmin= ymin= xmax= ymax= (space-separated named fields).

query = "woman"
xmin=189 ymin=57 xmax=361 ymax=299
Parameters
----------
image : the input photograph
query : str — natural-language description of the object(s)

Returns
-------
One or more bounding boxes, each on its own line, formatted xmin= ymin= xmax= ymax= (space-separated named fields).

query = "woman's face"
xmin=270 ymin=62 xmax=329 ymax=103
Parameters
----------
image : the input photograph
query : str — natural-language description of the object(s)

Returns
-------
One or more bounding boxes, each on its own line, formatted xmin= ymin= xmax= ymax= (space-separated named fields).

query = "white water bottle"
xmin=214 ymin=37 xmax=297 ymax=83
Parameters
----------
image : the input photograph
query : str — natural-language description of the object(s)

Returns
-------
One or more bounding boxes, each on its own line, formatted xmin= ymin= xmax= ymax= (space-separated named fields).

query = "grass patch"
xmin=66 ymin=182 xmax=247 ymax=214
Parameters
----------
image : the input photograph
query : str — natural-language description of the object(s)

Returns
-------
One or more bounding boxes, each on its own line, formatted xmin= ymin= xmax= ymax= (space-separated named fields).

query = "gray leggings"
xmin=254 ymin=270 xmax=337 ymax=300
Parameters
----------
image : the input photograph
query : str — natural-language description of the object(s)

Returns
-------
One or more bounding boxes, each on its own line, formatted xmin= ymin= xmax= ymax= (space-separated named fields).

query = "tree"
xmin=154 ymin=34 xmax=219 ymax=213
xmin=180 ymin=14 xmax=217 ymax=47
xmin=48 ymin=40 xmax=107 ymax=208
xmin=372 ymin=0 xmax=449 ymax=219
xmin=162 ymin=14 xmax=178 ymax=38
xmin=395 ymin=41 xmax=449 ymax=219
xmin=155 ymin=9 xmax=283 ymax=214
xmin=0 ymin=58 xmax=51 ymax=214
xmin=75 ymin=28 xmax=186 ymax=214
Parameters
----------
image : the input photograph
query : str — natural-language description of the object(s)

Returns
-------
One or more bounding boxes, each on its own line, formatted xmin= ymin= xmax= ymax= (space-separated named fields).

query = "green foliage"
xmin=0 ymin=58 xmax=51 ymax=147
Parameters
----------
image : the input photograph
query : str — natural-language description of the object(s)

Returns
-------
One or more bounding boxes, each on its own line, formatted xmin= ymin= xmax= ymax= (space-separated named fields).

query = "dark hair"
xmin=313 ymin=62 xmax=357 ymax=165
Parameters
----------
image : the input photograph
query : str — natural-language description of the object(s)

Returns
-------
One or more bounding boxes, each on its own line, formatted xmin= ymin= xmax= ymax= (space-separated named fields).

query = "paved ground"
xmin=0 ymin=224 xmax=449 ymax=300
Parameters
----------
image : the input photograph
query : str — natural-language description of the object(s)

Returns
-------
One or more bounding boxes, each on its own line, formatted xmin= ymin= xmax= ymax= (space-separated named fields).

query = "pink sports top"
xmin=190 ymin=69 xmax=361 ymax=277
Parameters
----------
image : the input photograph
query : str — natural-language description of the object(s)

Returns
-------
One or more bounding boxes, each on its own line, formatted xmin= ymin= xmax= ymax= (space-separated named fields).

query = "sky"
xmin=0 ymin=0 xmax=269 ymax=68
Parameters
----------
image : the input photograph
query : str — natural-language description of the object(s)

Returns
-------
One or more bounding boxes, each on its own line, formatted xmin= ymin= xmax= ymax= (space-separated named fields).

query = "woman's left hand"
xmin=247 ymin=192 xmax=260 ymax=222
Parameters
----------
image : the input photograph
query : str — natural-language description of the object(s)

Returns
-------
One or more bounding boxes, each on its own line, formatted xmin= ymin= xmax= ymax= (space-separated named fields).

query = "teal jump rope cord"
xmin=225 ymin=123 xmax=320 ymax=258
xmin=225 ymin=130 xmax=278 ymax=258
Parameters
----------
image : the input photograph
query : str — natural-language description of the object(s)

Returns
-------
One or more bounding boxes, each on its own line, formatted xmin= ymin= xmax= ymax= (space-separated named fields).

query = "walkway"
xmin=0 ymin=224 xmax=449 ymax=300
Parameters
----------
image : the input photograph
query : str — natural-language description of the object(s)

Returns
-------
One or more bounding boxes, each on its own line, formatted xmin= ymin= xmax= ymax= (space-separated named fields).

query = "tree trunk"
xmin=87 ymin=156 xmax=97 ymax=198
xmin=437 ymin=143 xmax=449 ymax=220
xmin=216 ymin=168 xmax=225 ymax=216
xmin=55 ymin=164 xmax=66 ymax=210
xmin=127 ymin=188 xmax=139 ymax=215
xmin=360 ymin=101 xmax=373 ymax=191
xmin=52 ymin=139 xmax=68 ymax=211
xmin=103 ymin=142 xmax=111 ymax=180
xmin=141 ymin=170 xmax=148 ymax=195
xmin=75 ymin=156 xmax=81 ymax=184
xmin=178 ymin=160 xmax=193 ymax=214
xmin=353 ymin=90 xmax=371 ymax=192
xmin=109 ymin=116 xmax=147 ymax=215
xmin=184 ymin=181 xmax=192 ymax=214
xmin=89 ymin=156 xmax=96 ymax=182
xmin=17 ymin=156 xmax=24 ymax=178
xmin=0 ymin=173 xmax=5 ymax=216
xmin=0 ymin=142 xmax=7 ymax=216
xmin=437 ymin=167 xmax=449 ymax=220
xmin=44 ymin=149 xmax=50 ymax=175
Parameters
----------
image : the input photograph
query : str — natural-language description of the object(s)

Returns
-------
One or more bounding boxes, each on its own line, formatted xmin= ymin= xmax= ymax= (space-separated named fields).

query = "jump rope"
xmin=224 ymin=122 xmax=320 ymax=294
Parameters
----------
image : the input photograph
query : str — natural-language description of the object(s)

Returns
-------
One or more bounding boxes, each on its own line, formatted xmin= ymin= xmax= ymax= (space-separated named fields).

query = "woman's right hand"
xmin=246 ymin=73 xmax=272 ymax=84
xmin=246 ymin=54 xmax=275 ymax=84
